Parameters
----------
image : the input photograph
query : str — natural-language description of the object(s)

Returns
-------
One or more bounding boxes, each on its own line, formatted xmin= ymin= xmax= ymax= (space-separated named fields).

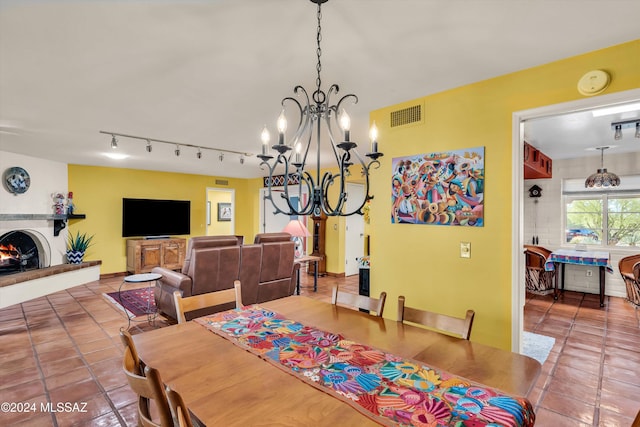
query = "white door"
xmin=345 ymin=183 xmax=365 ymax=276
xmin=259 ymin=187 xmax=309 ymax=233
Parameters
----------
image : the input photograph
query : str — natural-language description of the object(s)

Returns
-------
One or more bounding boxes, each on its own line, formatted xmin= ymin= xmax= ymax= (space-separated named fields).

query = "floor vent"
xmin=215 ymin=179 xmax=229 ymax=186
xmin=390 ymin=104 xmax=422 ymax=128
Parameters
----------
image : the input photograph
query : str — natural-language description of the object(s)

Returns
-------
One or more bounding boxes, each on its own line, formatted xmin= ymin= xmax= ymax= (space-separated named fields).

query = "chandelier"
xmin=258 ymin=0 xmax=383 ymax=217
xmin=585 ymin=146 xmax=620 ymax=188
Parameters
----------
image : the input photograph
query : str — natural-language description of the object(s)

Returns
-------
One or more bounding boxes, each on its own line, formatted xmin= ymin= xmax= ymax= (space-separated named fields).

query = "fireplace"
xmin=0 ymin=230 xmax=51 ymax=276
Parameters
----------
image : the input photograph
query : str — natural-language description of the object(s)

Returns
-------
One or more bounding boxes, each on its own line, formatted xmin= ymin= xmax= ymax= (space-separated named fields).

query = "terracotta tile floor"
xmin=1 ymin=272 xmax=638 ymax=426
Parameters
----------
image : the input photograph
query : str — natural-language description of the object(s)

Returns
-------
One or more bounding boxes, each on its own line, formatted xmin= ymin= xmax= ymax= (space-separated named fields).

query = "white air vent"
xmin=390 ymin=104 xmax=423 ymax=128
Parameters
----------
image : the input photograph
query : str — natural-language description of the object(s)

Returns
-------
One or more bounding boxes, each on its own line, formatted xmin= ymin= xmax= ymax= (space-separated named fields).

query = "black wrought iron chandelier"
xmin=258 ymin=0 xmax=383 ymax=217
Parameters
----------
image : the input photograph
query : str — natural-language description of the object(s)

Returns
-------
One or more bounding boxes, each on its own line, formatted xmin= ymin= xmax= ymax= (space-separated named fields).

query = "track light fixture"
xmin=99 ymin=131 xmax=252 ymax=160
xmin=611 ymin=119 xmax=640 ymax=140
xmin=614 ymin=125 xmax=622 ymax=140
xmin=240 ymin=156 xmax=245 ymax=165
xmin=219 ymin=153 xmax=224 ymax=162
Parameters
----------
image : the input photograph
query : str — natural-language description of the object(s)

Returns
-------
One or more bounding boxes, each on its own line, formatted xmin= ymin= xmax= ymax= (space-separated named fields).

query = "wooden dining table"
xmin=133 ymin=296 xmax=541 ymax=426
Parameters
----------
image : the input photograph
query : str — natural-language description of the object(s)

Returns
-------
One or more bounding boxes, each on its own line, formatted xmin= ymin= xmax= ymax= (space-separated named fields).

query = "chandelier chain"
xmin=314 ymin=2 xmax=323 ymax=104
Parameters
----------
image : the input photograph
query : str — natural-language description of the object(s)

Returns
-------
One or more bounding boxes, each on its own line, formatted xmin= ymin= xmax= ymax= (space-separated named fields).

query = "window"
xmin=563 ymin=175 xmax=640 ymax=248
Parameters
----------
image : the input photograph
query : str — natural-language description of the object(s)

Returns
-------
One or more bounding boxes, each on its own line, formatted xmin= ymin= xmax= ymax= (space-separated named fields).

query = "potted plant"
xmin=66 ymin=231 xmax=94 ymax=264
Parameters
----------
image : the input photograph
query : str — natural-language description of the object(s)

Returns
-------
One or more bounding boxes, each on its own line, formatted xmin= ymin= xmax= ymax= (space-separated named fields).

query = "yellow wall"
xmin=68 ymin=165 xmax=256 ymax=274
xmin=369 ymin=40 xmax=640 ymax=350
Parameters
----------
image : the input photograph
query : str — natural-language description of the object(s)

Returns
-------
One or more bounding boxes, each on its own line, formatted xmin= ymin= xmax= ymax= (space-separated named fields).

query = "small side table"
xmin=294 ymin=255 xmax=322 ymax=295
xmin=118 ymin=272 xmax=162 ymax=329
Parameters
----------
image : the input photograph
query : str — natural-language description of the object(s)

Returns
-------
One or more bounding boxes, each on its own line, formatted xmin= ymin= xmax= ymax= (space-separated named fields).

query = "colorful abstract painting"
xmin=391 ymin=147 xmax=484 ymax=226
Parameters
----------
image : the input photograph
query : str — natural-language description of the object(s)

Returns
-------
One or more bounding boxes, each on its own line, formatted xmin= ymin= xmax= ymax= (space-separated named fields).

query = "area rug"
xmin=522 ymin=331 xmax=555 ymax=365
xmin=103 ymin=287 xmax=156 ymax=317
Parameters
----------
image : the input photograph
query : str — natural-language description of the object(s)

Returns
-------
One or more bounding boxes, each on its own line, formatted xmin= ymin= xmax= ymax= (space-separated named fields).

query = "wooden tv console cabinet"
xmin=126 ymin=238 xmax=186 ymax=274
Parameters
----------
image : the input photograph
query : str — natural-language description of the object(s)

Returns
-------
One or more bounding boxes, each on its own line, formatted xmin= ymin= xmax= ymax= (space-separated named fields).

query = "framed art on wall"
xmin=391 ymin=146 xmax=484 ymax=226
xmin=218 ymin=202 xmax=232 ymax=221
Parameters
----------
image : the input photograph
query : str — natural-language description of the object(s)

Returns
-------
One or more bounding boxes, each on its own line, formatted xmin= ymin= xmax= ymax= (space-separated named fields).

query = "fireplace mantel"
xmin=0 ymin=213 xmax=86 ymax=235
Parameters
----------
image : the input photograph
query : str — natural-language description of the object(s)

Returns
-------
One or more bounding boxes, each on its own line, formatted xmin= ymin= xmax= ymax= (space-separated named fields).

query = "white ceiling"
xmin=1 ymin=0 xmax=639 ymax=179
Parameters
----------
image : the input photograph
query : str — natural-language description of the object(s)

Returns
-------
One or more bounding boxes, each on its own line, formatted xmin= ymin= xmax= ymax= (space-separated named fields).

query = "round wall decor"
xmin=577 ymin=70 xmax=610 ymax=96
xmin=3 ymin=166 xmax=31 ymax=194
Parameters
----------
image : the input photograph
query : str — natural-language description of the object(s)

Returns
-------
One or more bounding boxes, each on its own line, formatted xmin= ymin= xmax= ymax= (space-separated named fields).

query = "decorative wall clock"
xmin=3 ymin=166 xmax=31 ymax=194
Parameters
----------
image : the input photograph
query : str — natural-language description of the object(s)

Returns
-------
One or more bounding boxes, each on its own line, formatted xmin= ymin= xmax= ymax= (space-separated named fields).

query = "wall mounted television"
xmin=122 ymin=198 xmax=190 ymax=238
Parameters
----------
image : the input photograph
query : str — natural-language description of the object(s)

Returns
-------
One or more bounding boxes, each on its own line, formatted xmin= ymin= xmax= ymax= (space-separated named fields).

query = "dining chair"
xmin=331 ymin=285 xmax=387 ymax=317
xmin=166 ymin=386 xmax=198 ymax=427
xmin=122 ymin=347 xmax=173 ymax=427
xmin=397 ymin=296 xmax=475 ymax=340
xmin=173 ymin=280 xmax=243 ymax=324
xmin=119 ymin=328 xmax=143 ymax=375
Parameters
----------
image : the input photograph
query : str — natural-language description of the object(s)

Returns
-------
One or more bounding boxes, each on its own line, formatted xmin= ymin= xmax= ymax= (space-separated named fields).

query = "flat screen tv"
xmin=122 ymin=198 xmax=190 ymax=238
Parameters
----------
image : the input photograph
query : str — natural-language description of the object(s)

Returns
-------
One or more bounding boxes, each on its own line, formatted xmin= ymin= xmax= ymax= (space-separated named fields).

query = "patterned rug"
xmin=522 ymin=331 xmax=555 ymax=365
xmin=104 ymin=287 xmax=156 ymax=317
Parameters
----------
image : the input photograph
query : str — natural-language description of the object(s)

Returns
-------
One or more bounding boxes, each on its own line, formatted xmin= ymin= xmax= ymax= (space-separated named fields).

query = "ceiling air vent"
xmin=390 ymin=104 xmax=422 ymax=128
xmin=215 ymin=179 xmax=229 ymax=186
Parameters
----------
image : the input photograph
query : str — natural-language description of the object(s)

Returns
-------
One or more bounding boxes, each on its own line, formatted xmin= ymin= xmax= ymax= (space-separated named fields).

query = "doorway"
xmin=206 ymin=188 xmax=235 ymax=236
xmin=511 ymin=88 xmax=640 ymax=352
xmin=344 ymin=183 xmax=365 ymax=276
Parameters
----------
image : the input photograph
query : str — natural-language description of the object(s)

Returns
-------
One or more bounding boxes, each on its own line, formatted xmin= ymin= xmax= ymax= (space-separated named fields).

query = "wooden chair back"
xmin=122 ymin=348 xmax=173 ymax=427
xmin=397 ymin=296 xmax=475 ymax=340
xmin=166 ymin=387 xmax=195 ymax=427
xmin=119 ymin=329 xmax=143 ymax=375
xmin=331 ymin=285 xmax=387 ymax=317
xmin=173 ymin=280 xmax=243 ymax=324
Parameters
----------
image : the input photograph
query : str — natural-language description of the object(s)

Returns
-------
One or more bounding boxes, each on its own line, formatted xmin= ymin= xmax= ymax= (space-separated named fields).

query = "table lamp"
xmin=282 ymin=219 xmax=310 ymax=258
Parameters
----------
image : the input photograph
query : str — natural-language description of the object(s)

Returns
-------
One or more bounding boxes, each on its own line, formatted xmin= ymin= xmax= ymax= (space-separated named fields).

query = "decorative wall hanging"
xmin=391 ymin=147 xmax=484 ymax=226
xmin=3 ymin=166 xmax=31 ymax=195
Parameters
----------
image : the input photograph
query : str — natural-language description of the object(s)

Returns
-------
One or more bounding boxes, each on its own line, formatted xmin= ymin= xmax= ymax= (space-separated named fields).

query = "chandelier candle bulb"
xmin=369 ymin=122 xmax=379 ymax=153
xmin=340 ymin=109 xmax=351 ymax=142
xmin=277 ymin=110 xmax=287 ymax=145
xmin=261 ymin=126 xmax=270 ymax=155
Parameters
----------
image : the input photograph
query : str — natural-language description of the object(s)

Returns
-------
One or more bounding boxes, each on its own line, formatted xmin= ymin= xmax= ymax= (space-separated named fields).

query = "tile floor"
xmin=0 ymin=272 xmax=638 ymax=426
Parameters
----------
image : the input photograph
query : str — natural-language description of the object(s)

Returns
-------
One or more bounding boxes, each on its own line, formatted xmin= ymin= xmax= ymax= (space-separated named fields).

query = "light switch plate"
xmin=460 ymin=242 xmax=471 ymax=258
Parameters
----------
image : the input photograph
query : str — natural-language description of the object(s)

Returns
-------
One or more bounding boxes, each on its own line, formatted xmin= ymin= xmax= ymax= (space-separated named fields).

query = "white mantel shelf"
xmin=0 ymin=214 xmax=67 ymax=221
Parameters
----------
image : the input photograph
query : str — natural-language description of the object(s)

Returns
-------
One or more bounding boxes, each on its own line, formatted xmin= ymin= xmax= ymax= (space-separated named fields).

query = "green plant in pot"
xmin=67 ymin=231 xmax=94 ymax=264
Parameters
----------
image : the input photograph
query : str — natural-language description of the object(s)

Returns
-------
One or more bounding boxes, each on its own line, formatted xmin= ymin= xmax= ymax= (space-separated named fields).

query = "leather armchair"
xmin=523 ymin=245 xmax=555 ymax=295
xmin=619 ymin=254 xmax=640 ymax=307
xmin=153 ymin=233 xmax=298 ymax=320
xmin=153 ymin=236 xmax=240 ymax=320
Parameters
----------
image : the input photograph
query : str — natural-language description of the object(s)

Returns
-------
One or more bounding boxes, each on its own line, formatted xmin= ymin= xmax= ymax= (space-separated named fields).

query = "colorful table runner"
xmin=195 ymin=306 xmax=535 ymax=427
xmin=544 ymin=249 xmax=613 ymax=273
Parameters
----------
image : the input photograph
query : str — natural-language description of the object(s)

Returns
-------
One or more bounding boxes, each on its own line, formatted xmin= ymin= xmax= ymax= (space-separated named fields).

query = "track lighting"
xmin=614 ymin=125 xmax=622 ymax=140
xmin=219 ymin=153 xmax=224 ymax=162
xmin=240 ymin=156 xmax=244 ymax=165
xmin=611 ymin=119 xmax=640 ymax=140
xmin=99 ymin=131 xmax=252 ymax=160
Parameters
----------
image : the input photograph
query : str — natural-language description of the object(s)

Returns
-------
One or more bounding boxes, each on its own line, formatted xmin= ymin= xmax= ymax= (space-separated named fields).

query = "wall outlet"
xmin=586 ymin=270 xmax=593 ymax=277
xmin=460 ymin=242 xmax=471 ymax=258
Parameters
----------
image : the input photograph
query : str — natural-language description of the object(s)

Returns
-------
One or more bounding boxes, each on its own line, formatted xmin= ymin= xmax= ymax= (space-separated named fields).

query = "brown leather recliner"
xmin=619 ymin=254 xmax=640 ymax=307
xmin=523 ymin=245 xmax=556 ymax=295
xmin=153 ymin=236 xmax=241 ymax=320
xmin=153 ymin=233 xmax=299 ymax=320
